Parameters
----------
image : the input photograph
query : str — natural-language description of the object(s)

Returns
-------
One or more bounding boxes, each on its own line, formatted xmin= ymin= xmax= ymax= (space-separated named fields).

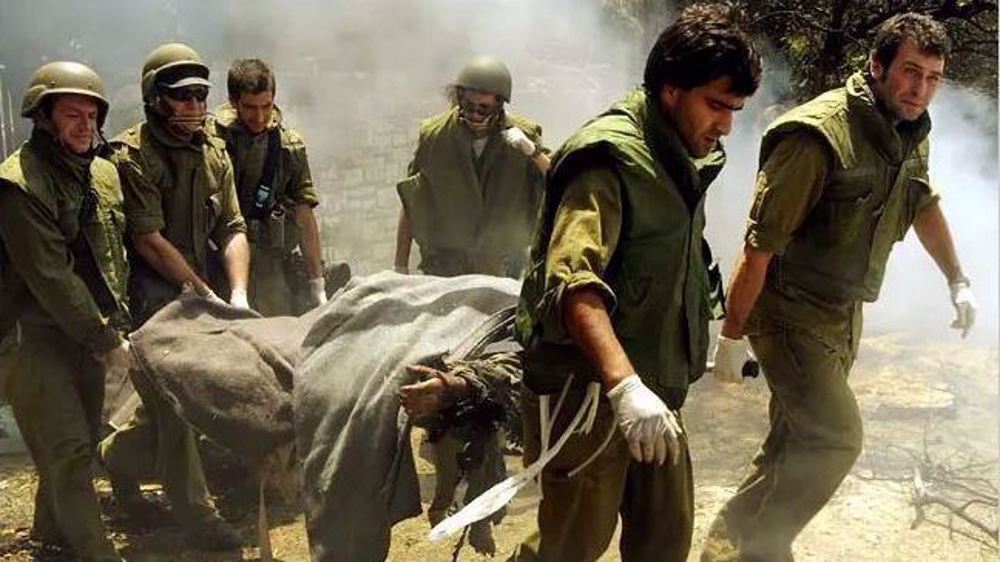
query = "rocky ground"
xmin=0 ymin=334 xmax=996 ymax=561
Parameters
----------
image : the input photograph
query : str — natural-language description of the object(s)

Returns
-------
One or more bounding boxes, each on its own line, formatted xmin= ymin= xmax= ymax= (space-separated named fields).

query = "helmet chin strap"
xmin=153 ymin=95 xmax=207 ymax=135
xmin=459 ymin=110 xmax=500 ymax=138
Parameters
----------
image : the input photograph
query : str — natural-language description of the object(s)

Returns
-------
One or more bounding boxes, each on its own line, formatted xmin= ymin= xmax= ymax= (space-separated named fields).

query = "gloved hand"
xmin=949 ymin=278 xmax=977 ymax=338
xmin=188 ymin=283 xmax=227 ymax=307
xmin=308 ymin=277 xmax=328 ymax=307
xmin=606 ymin=374 xmax=682 ymax=465
xmin=229 ymin=287 xmax=251 ymax=310
xmin=712 ymin=334 xmax=750 ymax=384
xmin=502 ymin=127 xmax=536 ymax=157
xmin=96 ymin=339 xmax=133 ymax=378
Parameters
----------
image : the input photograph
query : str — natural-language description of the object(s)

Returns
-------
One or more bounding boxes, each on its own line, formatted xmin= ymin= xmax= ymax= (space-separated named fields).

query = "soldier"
xmin=0 ymin=62 xmax=129 ymax=561
xmin=511 ymin=6 xmax=761 ymax=561
xmin=98 ymin=42 xmax=245 ymax=549
xmin=394 ymin=56 xmax=550 ymax=279
xmin=704 ymin=13 xmax=975 ymax=561
xmin=207 ymin=58 xmax=328 ymax=315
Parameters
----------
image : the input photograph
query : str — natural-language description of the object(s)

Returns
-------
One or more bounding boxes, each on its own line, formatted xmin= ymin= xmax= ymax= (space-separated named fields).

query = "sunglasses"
xmin=160 ymin=86 xmax=209 ymax=102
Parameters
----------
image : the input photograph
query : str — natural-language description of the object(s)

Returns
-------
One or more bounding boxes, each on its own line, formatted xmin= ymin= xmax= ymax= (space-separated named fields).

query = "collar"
xmin=213 ymin=101 xmax=284 ymax=138
xmin=847 ymin=72 xmax=931 ymax=161
xmin=28 ymin=127 xmax=94 ymax=182
xmin=632 ymin=88 xmax=726 ymax=194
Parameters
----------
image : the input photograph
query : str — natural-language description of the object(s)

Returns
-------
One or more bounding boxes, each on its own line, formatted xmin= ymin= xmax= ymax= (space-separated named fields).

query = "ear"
xmin=869 ymin=55 xmax=885 ymax=81
xmin=659 ymin=84 xmax=680 ymax=112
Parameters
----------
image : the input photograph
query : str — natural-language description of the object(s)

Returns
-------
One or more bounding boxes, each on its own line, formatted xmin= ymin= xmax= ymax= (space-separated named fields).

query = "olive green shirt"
xmin=112 ymin=115 xmax=246 ymax=274
xmin=539 ymin=167 xmax=621 ymax=338
xmin=746 ymin=130 xmax=939 ymax=255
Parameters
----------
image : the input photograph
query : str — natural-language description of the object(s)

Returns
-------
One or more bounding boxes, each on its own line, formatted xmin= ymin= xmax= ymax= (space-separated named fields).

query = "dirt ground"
xmin=0 ymin=334 xmax=996 ymax=561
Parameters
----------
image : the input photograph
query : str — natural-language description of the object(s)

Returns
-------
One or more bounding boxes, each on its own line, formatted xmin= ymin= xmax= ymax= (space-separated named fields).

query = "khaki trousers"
xmin=704 ymin=318 xmax=863 ymax=562
xmin=1 ymin=324 xmax=121 ymax=561
xmin=512 ymin=383 xmax=693 ymax=562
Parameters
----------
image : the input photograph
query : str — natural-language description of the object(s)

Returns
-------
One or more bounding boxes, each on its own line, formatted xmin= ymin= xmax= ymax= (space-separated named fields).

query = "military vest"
xmin=396 ymin=107 xmax=544 ymax=276
xmin=517 ymin=89 xmax=724 ymax=408
xmin=207 ymin=103 xmax=307 ymax=253
xmin=0 ymin=130 xmax=130 ymax=334
xmin=760 ymin=72 xmax=932 ymax=306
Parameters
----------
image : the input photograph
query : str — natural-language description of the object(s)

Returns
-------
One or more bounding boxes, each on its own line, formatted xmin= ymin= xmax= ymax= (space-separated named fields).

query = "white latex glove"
xmin=229 ymin=287 xmax=251 ymax=310
xmin=712 ymin=334 xmax=750 ymax=384
xmin=502 ymin=127 xmax=536 ymax=157
xmin=96 ymin=339 xmax=133 ymax=378
xmin=308 ymin=277 xmax=328 ymax=307
xmin=606 ymin=375 xmax=682 ymax=465
xmin=949 ymin=278 xmax=977 ymax=338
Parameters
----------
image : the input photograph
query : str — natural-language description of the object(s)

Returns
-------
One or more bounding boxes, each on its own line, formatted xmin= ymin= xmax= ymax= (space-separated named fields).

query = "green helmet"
xmin=141 ymin=42 xmax=211 ymax=103
xmin=21 ymin=61 xmax=109 ymax=125
xmin=455 ymin=56 xmax=512 ymax=102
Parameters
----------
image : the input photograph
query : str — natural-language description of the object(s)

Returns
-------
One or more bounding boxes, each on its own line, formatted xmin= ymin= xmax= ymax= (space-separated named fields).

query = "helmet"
xmin=455 ymin=56 xmax=512 ymax=102
xmin=141 ymin=42 xmax=211 ymax=102
xmin=21 ymin=61 xmax=109 ymax=125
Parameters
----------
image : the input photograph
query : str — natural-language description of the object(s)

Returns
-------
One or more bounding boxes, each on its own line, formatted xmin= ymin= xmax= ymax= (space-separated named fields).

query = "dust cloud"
xmin=0 ymin=0 xmax=994 ymax=340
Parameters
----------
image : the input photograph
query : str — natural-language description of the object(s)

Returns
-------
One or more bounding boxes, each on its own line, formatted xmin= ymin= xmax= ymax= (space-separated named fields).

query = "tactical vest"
xmin=760 ymin=72 xmax=932 ymax=305
xmin=0 ymin=131 xmax=130 ymax=334
xmin=397 ymin=107 xmax=544 ymax=276
xmin=516 ymin=89 xmax=724 ymax=408
xmin=208 ymin=104 xmax=306 ymax=253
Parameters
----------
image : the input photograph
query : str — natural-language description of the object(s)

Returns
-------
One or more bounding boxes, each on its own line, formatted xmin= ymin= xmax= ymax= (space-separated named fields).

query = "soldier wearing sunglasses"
xmin=98 ymin=42 xmax=246 ymax=551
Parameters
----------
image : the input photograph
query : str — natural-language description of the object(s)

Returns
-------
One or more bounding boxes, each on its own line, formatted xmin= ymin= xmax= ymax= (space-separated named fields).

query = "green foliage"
xmin=612 ymin=0 xmax=998 ymax=101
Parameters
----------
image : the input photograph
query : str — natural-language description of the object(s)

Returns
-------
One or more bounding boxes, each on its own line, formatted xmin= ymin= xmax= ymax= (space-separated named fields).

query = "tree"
xmin=608 ymin=0 xmax=998 ymax=101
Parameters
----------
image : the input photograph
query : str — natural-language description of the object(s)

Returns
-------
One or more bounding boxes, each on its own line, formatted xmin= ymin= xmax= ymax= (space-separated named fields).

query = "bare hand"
xmin=398 ymin=364 xmax=467 ymax=420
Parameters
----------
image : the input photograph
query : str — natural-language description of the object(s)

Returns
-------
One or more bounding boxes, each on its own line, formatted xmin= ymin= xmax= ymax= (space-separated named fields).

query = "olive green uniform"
xmin=512 ymin=89 xmax=724 ymax=562
xmin=206 ymin=103 xmax=320 ymax=316
xmin=397 ymin=107 xmax=545 ymax=278
xmin=0 ymin=129 xmax=130 ymax=561
xmin=705 ymin=73 xmax=937 ymax=562
xmin=98 ymin=114 xmax=246 ymax=523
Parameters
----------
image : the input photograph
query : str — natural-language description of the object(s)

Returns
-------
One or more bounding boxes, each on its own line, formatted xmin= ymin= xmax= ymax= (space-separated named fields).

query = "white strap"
xmin=567 ymin=417 xmax=616 ymax=479
xmin=429 ymin=382 xmax=601 ymax=541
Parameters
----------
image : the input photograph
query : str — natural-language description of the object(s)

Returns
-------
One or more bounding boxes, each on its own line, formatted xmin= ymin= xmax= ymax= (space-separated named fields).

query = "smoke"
xmin=868 ymin=85 xmax=999 ymax=345
xmin=0 ymin=0 xmax=994 ymax=343
xmin=705 ymin=76 xmax=998 ymax=347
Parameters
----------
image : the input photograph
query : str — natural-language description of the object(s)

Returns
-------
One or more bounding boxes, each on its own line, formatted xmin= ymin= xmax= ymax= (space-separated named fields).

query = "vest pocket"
xmin=811 ymin=188 xmax=876 ymax=244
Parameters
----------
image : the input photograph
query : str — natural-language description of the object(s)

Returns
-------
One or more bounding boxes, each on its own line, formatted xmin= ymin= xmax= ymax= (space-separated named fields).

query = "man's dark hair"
xmin=644 ymin=3 xmax=762 ymax=97
xmin=227 ymin=58 xmax=276 ymax=100
xmin=871 ymin=12 xmax=950 ymax=69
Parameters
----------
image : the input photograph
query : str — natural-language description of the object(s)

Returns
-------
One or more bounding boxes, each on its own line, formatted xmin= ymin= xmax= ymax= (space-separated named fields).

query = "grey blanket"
xmin=128 ymin=271 xmax=520 ymax=561
xmin=294 ymin=272 xmax=519 ymax=562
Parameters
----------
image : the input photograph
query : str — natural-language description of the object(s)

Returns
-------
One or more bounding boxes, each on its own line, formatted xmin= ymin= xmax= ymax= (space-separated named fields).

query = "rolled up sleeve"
xmin=288 ymin=143 xmax=320 ymax=207
xmin=745 ymin=131 xmax=831 ymax=254
xmin=537 ymin=166 xmax=622 ymax=339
